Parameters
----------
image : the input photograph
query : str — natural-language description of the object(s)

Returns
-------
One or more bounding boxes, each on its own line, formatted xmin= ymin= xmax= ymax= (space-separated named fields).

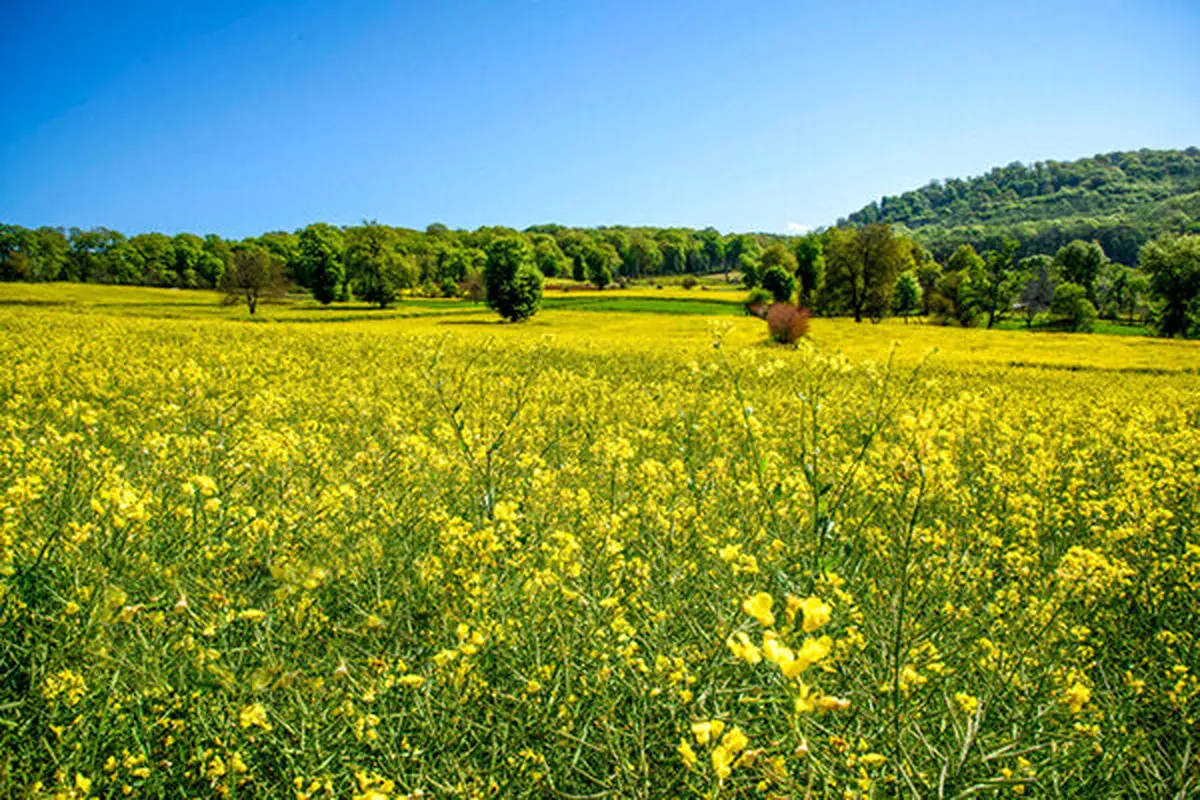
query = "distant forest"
xmin=844 ymin=148 xmax=1200 ymax=266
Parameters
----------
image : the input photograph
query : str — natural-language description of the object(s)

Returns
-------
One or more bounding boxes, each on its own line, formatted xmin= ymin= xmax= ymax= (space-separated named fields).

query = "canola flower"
xmin=0 ymin=285 xmax=1198 ymax=797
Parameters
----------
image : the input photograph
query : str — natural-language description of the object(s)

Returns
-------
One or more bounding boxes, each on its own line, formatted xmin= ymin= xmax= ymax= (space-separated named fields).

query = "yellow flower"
xmin=726 ymin=631 xmax=762 ymax=664
xmin=798 ymin=596 xmax=832 ymax=632
xmin=816 ymin=694 xmax=850 ymax=712
xmin=720 ymin=726 xmax=749 ymax=754
xmin=793 ymin=636 xmax=832 ymax=673
xmin=677 ymin=740 xmax=697 ymax=768
xmin=691 ymin=719 xmax=725 ymax=746
xmin=955 ymin=692 xmax=979 ymax=715
xmin=1064 ymin=682 xmax=1091 ymax=713
xmin=238 ymin=702 xmax=272 ymax=730
xmin=711 ymin=745 xmax=734 ymax=779
xmin=75 ymin=774 xmax=93 ymax=794
xmin=742 ymin=592 xmax=775 ymax=627
xmin=399 ymin=674 xmax=425 ymax=688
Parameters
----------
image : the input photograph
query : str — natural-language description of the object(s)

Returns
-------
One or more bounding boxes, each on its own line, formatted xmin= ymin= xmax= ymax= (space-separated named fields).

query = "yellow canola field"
xmin=1 ymin=287 xmax=1198 ymax=798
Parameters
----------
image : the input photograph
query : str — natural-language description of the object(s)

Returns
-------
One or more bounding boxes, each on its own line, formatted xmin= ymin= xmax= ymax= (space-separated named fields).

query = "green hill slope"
xmin=842 ymin=148 xmax=1200 ymax=265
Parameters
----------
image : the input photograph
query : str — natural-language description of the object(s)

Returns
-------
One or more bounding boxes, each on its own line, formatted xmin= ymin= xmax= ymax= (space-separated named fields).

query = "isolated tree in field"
xmin=1055 ymin=240 xmax=1107 ymax=300
xmin=825 ymin=224 xmax=912 ymax=322
xmin=345 ymin=223 xmax=416 ymax=308
xmin=484 ymin=235 xmax=543 ymax=322
xmin=1016 ymin=254 xmax=1057 ymax=327
xmin=761 ymin=265 xmax=797 ymax=302
xmin=298 ymin=223 xmax=345 ymax=304
xmin=222 ymin=245 xmax=288 ymax=315
xmin=1140 ymin=233 xmax=1200 ymax=338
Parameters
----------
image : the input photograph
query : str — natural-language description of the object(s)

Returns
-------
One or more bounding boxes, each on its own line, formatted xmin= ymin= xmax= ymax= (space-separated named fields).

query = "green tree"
xmin=825 ymin=224 xmax=913 ymax=322
xmin=975 ymin=239 xmax=1021 ymax=328
xmin=1050 ymin=282 xmax=1098 ymax=332
xmin=761 ymin=243 xmax=798 ymax=274
xmin=130 ymin=233 xmax=177 ymax=286
xmin=1016 ymin=255 xmax=1057 ymax=327
xmin=794 ymin=236 xmax=825 ymax=306
xmin=946 ymin=243 xmax=985 ymax=274
xmin=298 ymin=223 xmax=345 ymax=304
xmin=484 ymin=235 xmax=543 ymax=322
xmin=893 ymin=271 xmax=922 ymax=316
xmin=221 ymin=245 xmax=289 ymax=315
xmin=345 ymin=223 xmax=415 ymax=308
xmin=1140 ymin=234 xmax=1200 ymax=338
xmin=1055 ymin=240 xmax=1107 ymax=300
xmin=531 ymin=234 xmax=568 ymax=278
xmin=761 ymin=265 xmax=797 ymax=302
xmin=584 ymin=242 xmax=618 ymax=288
xmin=626 ymin=233 xmax=663 ymax=278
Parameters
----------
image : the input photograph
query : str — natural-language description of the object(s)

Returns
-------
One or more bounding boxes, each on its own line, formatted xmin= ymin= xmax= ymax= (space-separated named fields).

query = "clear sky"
xmin=2 ymin=0 xmax=1197 ymax=238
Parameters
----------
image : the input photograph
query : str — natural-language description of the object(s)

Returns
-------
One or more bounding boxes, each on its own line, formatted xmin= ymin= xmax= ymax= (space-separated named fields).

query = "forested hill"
xmin=842 ymin=148 xmax=1200 ymax=265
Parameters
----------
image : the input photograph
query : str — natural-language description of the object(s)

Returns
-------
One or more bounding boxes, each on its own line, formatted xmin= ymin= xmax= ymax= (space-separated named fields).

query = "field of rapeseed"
xmin=1 ymin=286 xmax=1198 ymax=798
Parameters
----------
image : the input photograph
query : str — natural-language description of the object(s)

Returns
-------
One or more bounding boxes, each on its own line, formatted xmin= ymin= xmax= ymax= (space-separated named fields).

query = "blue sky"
xmin=1 ymin=0 xmax=1197 ymax=238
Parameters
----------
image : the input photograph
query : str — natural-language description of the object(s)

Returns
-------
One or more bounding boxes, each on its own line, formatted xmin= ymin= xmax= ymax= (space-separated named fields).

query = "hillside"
xmin=842 ymin=148 xmax=1200 ymax=265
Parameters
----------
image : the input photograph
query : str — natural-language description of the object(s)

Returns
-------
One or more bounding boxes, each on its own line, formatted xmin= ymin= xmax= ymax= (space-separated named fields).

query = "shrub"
xmin=745 ymin=288 xmax=773 ymax=318
xmin=681 ymin=276 xmax=698 ymax=290
xmin=761 ymin=266 xmax=797 ymax=302
xmin=765 ymin=302 xmax=811 ymax=343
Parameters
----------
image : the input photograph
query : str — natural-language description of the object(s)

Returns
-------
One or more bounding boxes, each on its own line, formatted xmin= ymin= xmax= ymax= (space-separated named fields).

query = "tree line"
xmin=2 ymin=217 xmax=1197 ymax=337
xmin=743 ymin=225 xmax=1200 ymax=338
xmin=0 ymin=221 xmax=794 ymax=295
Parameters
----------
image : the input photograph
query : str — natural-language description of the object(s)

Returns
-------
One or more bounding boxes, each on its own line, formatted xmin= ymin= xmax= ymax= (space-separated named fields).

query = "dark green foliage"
xmin=1055 ymin=240 xmax=1107 ymax=299
xmin=584 ymin=243 xmax=618 ymax=288
xmin=1140 ymin=234 xmax=1200 ymax=338
xmin=844 ymin=149 xmax=1200 ymax=266
xmin=345 ymin=222 xmax=416 ymax=308
xmin=794 ymin=236 xmax=825 ymax=306
xmin=761 ymin=265 xmax=796 ymax=302
xmin=824 ymin=224 xmax=913 ymax=322
xmin=739 ymin=252 xmax=761 ymax=288
xmin=531 ymin=234 xmax=568 ymax=278
xmin=1051 ymin=282 xmax=1098 ymax=332
xmin=298 ymin=223 xmax=345 ymax=304
xmin=484 ymin=235 xmax=543 ymax=321
xmin=893 ymin=271 xmax=922 ymax=315
xmin=1016 ymin=255 xmax=1058 ymax=327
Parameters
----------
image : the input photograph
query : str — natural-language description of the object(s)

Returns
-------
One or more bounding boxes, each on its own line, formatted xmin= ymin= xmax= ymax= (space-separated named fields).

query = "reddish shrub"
xmin=766 ymin=302 xmax=811 ymax=343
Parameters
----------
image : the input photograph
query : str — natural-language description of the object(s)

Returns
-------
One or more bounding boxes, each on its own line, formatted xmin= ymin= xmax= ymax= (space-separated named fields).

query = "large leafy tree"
xmin=825 ymin=224 xmax=913 ymax=322
xmin=298 ymin=223 xmax=345 ymax=304
xmin=221 ymin=244 xmax=288 ymax=315
xmin=973 ymin=239 xmax=1021 ymax=328
xmin=1140 ymin=234 xmax=1200 ymax=338
xmin=1055 ymin=240 xmax=1107 ymax=301
xmin=1015 ymin=254 xmax=1057 ymax=327
xmin=345 ymin=223 xmax=415 ymax=308
xmin=584 ymin=242 xmax=618 ymax=288
xmin=484 ymin=235 xmax=543 ymax=322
